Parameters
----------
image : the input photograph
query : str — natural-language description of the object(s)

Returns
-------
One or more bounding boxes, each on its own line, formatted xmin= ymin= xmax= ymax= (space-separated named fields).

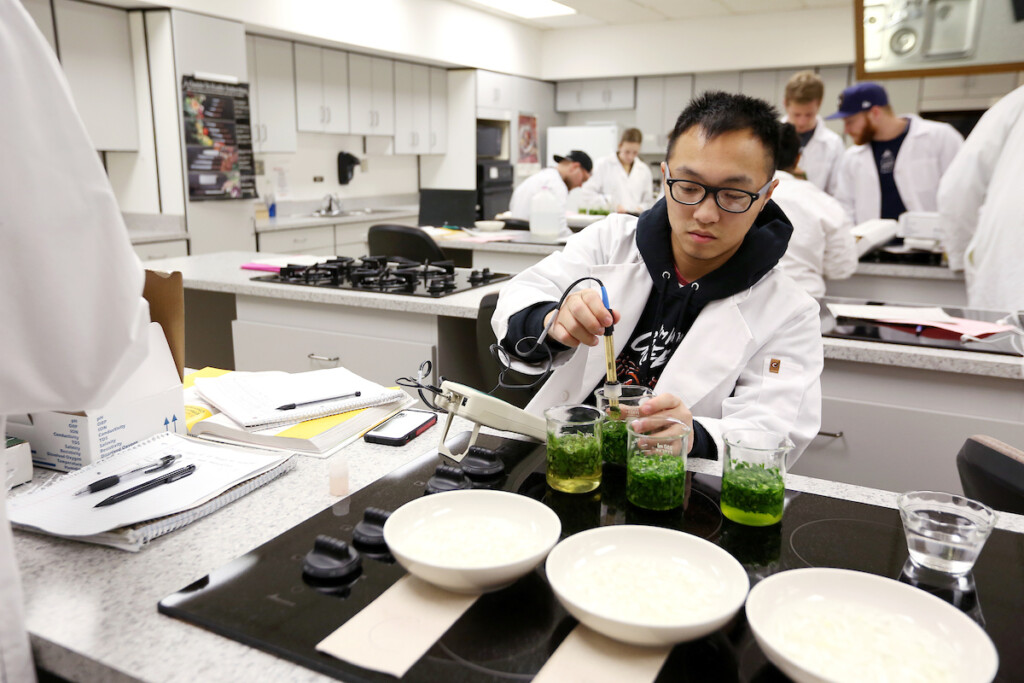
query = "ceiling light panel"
xmin=467 ymin=0 xmax=577 ymax=19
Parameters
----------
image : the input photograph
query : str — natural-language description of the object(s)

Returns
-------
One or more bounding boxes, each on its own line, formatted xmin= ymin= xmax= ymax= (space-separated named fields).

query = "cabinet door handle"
xmin=430 ymin=132 xmax=436 ymax=149
xmin=307 ymin=353 xmax=340 ymax=362
xmin=494 ymin=87 xmax=499 ymax=103
xmin=262 ymin=123 xmax=268 ymax=142
xmin=326 ymin=106 xmax=331 ymax=124
xmin=817 ymin=430 xmax=844 ymax=438
xmin=320 ymin=105 xmax=325 ymax=123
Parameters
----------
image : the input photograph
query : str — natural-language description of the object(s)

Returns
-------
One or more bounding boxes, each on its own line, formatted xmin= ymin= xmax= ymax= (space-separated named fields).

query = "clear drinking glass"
xmin=720 ymin=429 xmax=793 ymax=526
xmin=625 ymin=417 xmax=690 ymax=511
xmin=594 ymin=386 xmax=654 ymax=466
xmin=898 ymin=491 xmax=997 ymax=576
xmin=545 ymin=405 xmax=603 ymax=494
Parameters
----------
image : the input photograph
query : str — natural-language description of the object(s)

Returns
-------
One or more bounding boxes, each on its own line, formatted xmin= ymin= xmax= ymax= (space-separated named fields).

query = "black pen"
xmin=94 ymin=465 xmax=197 ymax=508
xmin=276 ymin=390 xmax=360 ymax=411
xmin=73 ymin=454 xmax=180 ymax=496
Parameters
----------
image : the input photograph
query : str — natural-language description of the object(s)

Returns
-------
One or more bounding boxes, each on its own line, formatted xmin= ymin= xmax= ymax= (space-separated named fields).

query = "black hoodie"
xmin=501 ymin=196 xmax=793 ymax=459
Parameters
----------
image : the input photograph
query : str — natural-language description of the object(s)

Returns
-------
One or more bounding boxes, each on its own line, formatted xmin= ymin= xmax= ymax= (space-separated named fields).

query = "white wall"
xmin=540 ymin=7 xmax=855 ymax=80
xmin=258 ymin=132 xmax=419 ymax=200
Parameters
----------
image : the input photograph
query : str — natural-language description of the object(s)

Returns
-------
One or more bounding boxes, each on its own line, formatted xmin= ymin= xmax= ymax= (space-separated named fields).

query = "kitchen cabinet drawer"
xmin=257 ymin=226 xmax=334 ymax=255
xmin=134 ymin=240 xmax=188 ymax=261
xmin=232 ymin=319 xmax=435 ymax=389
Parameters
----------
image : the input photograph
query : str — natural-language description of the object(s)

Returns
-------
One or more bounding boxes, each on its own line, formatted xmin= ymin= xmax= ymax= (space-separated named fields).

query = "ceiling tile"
xmin=637 ymin=0 xmax=729 ymax=19
xmin=532 ymin=13 xmax=607 ymax=28
xmin=800 ymin=0 xmax=850 ymax=7
xmin=719 ymin=0 xmax=805 ymax=14
xmin=557 ymin=0 xmax=667 ymax=23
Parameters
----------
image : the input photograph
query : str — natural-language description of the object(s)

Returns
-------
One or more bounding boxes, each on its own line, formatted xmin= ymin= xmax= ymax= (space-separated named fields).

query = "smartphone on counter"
xmin=363 ymin=409 xmax=438 ymax=446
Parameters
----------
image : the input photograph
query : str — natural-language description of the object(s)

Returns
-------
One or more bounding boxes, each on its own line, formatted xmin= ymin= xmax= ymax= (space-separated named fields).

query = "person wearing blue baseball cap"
xmin=828 ymin=82 xmax=963 ymax=226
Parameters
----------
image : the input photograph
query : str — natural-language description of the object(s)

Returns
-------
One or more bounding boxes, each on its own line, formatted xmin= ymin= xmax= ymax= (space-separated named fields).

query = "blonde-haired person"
xmin=782 ymin=71 xmax=845 ymax=195
xmin=580 ymin=128 xmax=654 ymax=215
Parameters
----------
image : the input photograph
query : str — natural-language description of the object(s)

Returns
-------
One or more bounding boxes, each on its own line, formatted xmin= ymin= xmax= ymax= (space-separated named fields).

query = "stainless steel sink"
xmin=309 ymin=208 xmax=393 ymax=218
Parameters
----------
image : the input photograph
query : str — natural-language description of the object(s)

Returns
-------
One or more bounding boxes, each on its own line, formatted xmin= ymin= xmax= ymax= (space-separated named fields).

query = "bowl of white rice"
xmin=545 ymin=525 xmax=750 ymax=645
xmin=383 ymin=490 xmax=562 ymax=594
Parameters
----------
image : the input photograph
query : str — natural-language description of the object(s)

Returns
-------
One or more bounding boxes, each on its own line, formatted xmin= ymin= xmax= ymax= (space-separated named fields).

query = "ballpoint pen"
xmin=276 ymin=390 xmax=360 ymax=411
xmin=93 ymin=464 xmax=197 ymax=508
xmin=73 ymin=454 xmax=181 ymax=496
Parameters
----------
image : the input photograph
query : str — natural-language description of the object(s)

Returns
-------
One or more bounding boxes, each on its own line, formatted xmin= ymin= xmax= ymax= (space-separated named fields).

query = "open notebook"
xmin=194 ymin=367 xmax=407 ymax=429
xmin=7 ymin=432 xmax=294 ymax=551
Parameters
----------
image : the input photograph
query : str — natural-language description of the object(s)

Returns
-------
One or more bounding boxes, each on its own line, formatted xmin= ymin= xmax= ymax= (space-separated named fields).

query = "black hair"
xmin=666 ymin=91 xmax=782 ymax=178
xmin=777 ymin=122 xmax=801 ymax=172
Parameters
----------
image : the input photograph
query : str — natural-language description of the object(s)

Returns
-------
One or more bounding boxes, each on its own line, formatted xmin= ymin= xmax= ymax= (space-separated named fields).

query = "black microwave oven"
xmin=476 ymin=123 xmax=503 ymax=157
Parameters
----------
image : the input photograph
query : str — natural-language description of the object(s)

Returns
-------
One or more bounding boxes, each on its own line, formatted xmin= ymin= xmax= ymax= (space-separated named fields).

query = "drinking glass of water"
xmin=898 ymin=491 xmax=997 ymax=576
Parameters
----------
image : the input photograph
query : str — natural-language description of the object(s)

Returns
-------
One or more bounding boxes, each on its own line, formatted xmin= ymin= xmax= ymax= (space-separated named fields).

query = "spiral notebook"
xmin=7 ymin=432 xmax=294 ymax=552
xmin=193 ymin=367 xmax=407 ymax=429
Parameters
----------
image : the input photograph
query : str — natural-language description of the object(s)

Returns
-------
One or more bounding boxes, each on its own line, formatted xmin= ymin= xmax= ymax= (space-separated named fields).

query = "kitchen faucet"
xmin=318 ymin=193 xmax=341 ymax=216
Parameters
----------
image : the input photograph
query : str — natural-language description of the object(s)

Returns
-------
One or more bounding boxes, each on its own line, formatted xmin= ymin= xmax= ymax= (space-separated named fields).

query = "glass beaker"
xmin=545 ymin=405 xmax=603 ymax=494
xmin=720 ymin=429 xmax=793 ymax=526
xmin=625 ymin=417 xmax=690 ymax=511
xmin=594 ymin=385 xmax=654 ymax=466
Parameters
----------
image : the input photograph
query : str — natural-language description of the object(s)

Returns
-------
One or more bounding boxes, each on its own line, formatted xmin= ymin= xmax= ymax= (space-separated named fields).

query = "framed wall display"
xmin=856 ymin=0 xmax=1024 ymax=79
xmin=182 ymin=76 xmax=257 ymax=201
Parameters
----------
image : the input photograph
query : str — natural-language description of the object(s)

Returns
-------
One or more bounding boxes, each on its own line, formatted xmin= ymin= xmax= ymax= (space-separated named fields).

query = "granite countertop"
xmin=124 ymin=213 xmax=189 ymax=246
xmin=437 ymin=231 xmax=564 ymax=255
xmin=854 ymin=261 xmax=964 ymax=280
xmin=824 ymin=337 xmax=1023 ymax=380
xmin=255 ymin=205 xmax=419 ymax=233
xmin=144 ymin=251 xmax=498 ymax=319
xmin=12 ymin=417 xmax=1024 ymax=682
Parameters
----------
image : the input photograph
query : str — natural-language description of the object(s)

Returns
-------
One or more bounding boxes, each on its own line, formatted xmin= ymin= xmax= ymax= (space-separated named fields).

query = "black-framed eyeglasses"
xmin=663 ymin=170 xmax=773 ymax=214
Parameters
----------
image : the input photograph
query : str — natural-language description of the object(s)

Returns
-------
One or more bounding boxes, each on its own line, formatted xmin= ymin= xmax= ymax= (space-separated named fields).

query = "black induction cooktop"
xmin=159 ymin=434 xmax=1023 ymax=682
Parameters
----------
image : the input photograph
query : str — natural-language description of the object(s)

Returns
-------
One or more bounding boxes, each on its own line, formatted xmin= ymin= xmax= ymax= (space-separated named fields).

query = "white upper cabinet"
xmin=428 ymin=67 xmax=447 ymax=155
xmin=295 ymin=44 xmax=350 ymax=134
xmin=247 ymin=36 xmax=297 ymax=153
xmin=53 ymin=0 xmax=138 ymax=151
xmin=476 ymin=70 xmax=517 ymax=111
xmin=394 ymin=62 xmax=430 ymax=154
xmin=349 ymin=54 xmax=394 ymax=136
xmin=636 ymin=75 xmax=693 ymax=155
xmin=556 ymin=78 xmax=635 ymax=112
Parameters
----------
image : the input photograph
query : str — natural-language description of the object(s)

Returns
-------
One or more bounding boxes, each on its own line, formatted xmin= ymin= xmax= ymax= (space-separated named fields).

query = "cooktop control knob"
xmin=425 ymin=464 xmax=472 ymax=494
xmin=469 ymin=270 xmax=484 ymax=285
xmin=481 ymin=267 xmax=493 ymax=281
xmin=352 ymin=507 xmax=391 ymax=550
xmin=302 ymin=535 xmax=362 ymax=582
xmin=460 ymin=445 xmax=506 ymax=480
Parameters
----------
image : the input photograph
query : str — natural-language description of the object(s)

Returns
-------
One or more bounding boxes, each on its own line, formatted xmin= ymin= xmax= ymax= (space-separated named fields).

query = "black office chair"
xmin=956 ymin=435 xmax=1024 ymax=515
xmin=367 ymin=224 xmax=446 ymax=262
xmin=476 ymin=292 xmax=547 ymax=409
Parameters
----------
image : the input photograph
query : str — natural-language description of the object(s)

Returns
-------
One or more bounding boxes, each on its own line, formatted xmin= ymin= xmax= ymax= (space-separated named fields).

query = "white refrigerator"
xmin=545 ymin=125 xmax=619 ymax=169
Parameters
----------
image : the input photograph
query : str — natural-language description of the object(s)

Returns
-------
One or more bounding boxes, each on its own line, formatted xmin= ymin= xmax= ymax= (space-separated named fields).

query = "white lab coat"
xmin=939 ymin=84 xmax=1024 ymax=312
xmin=771 ymin=170 xmax=858 ymax=299
xmin=508 ymin=167 xmax=568 ymax=220
xmin=492 ymin=214 xmax=823 ymax=463
xmin=832 ymin=115 xmax=963 ymax=225
xmin=1 ymin=2 xmax=150 ymax=679
xmin=782 ymin=116 xmax=845 ymax=194
xmin=579 ymin=154 xmax=654 ymax=213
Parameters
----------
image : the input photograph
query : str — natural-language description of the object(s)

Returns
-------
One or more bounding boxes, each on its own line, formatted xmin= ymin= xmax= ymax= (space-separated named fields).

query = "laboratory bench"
xmin=13 ymin=413 xmax=1024 ymax=683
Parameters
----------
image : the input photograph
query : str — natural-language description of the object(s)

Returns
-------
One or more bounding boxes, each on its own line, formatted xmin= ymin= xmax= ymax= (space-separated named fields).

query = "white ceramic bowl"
xmin=746 ymin=568 xmax=998 ymax=683
xmin=383 ymin=490 xmax=561 ymax=594
xmin=473 ymin=220 xmax=505 ymax=232
xmin=545 ymin=525 xmax=749 ymax=646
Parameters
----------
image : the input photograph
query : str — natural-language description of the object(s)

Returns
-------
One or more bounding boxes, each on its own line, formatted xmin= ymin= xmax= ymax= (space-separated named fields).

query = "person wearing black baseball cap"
xmin=828 ymin=82 xmax=963 ymax=225
xmin=508 ymin=150 xmax=593 ymax=226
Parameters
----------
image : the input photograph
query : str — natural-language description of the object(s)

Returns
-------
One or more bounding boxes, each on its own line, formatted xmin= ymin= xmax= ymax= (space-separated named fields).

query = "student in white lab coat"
xmin=579 ymin=128 xmax=654 ymax=214
xmin=772 ymin=123 xmax=858 ymax=299
xmin=507 ymin=150 xmax=592 ymax=220
xmin=829 ymin=82 xmax=963 ymax=225
xmin=781 ymin=71 xmax=845 ymax=195
xmin=493 ymin=92 xmax=823 ymax=463
xmin=1 ymin=1 xmax=151 ymax=679
xmin=939 ymin=84 xmax=1024 ymax=312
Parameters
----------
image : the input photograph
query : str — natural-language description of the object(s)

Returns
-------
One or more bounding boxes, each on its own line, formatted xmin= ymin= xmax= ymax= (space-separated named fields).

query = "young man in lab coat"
xmin=781 ymin=71 xmax=845 ymax=195
xmin=938 ymin=84 xmax=1024 ymax=313
xmin=829 ymin=82 xmax=963 ymax=225
xmin=579 ymin=128 xmax=654 ymax=214
xmin=772 ymin=123 xmax=858 ymax=299
xmin=508 ymin=150 xmax=592 ymax=221
xmin=1 ymin=1 xmax=151 ymax=679
xmin=493 ymin=92 xmax=823 ymax=463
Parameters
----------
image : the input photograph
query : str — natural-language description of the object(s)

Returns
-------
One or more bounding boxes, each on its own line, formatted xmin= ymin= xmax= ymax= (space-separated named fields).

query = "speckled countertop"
xmin=255 ymin=205 xmax=418 ymax=233
xmin=12 ymin=418 xmax=1023 ymax=682
xmin=125 ymin=213 xmax=189 ymax=245
xmin=437 ymin=232 xmax=564 ymax=255
xmin=854 ymin=261 xmax=963 ymax=280
xmin=144 ymin=251 xmax=499 ymax=319
xmin=824 ymin=337 xmax=1023 ymax=380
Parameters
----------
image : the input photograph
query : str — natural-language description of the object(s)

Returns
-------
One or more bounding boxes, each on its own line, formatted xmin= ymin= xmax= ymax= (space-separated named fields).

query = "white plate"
xmin=545 ymin=525 xmax=749 ymax=646
xmin=383 ymin=490 xmax=561 ymax=594
xmin=746 ymin=568 xmax=998 ymax=683
xmin=566 ymin=213 xmax=607 ymax=229
xmin=474 ymin=220 xmax=505 ymax=232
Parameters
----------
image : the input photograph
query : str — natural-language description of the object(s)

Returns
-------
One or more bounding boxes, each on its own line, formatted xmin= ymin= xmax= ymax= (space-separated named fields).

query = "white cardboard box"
xmin=8 ymin=323 xmax=186 ymax=472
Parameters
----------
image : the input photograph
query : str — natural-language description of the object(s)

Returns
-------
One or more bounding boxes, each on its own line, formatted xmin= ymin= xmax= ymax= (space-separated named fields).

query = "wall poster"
xmin=182 ymin=76 xmax=257 ymax=201
xmin=516 ymin=113 xmax=540 ymax=180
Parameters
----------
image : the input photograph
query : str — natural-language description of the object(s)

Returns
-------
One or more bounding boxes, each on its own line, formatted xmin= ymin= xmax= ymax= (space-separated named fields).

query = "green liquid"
xmin=547 ymin=432 xmax=602 ymax=494
xmin=720 ymin=463 xmax=784 ymax=526
xmin=600 ymin=419 xmax=628 ymax=465
xmin=626 ymin=453 xmax=686 ymax=510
